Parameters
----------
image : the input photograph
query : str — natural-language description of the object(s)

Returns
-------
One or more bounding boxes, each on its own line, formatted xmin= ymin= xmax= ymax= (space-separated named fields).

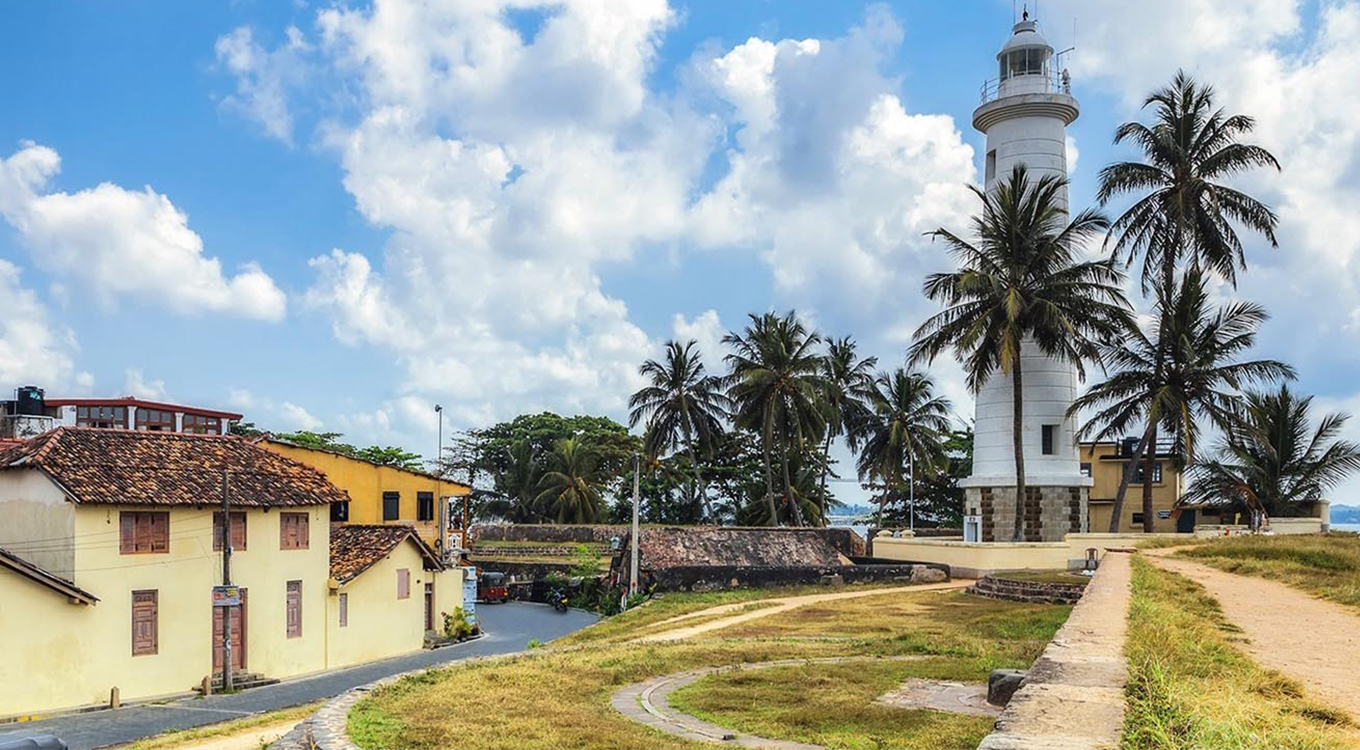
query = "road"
xmin=6 ymin=602 xmax=597 ymax=750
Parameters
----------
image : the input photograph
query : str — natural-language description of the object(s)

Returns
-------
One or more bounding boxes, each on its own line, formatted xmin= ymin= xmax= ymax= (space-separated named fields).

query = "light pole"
xmin=629 ymin=452 xmax=640 ymax=597
xmin=435 ymin=404 xmax=445 ymax=560
xmin=908 ymin=448 xmax=915 ymax=533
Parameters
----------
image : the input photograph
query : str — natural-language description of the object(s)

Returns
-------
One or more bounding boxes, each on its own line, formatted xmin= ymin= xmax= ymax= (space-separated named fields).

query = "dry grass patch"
xmin=1175 ymin=533 xmax=1360 ymax=611
xmin=1124 ymin=556 xmax=1359 ymax=749
xmin=670 ymin=658 xmax=993 ymax=750
xmin=116 ymin=702 xmax=321 ymax=750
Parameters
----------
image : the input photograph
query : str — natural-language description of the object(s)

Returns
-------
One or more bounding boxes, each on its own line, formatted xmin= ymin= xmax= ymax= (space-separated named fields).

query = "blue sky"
xmin=3 ymin=0 xmax=1359 ymax=504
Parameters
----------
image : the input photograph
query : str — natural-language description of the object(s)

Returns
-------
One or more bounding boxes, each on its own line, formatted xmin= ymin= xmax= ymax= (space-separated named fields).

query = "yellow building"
xmin=0 ymin=428 xmax=461 ymax=720
xmin=259 ymin=438 xmax=471 ymax=555
xmin=1081 ymin=439 xmax=1186 ymax=533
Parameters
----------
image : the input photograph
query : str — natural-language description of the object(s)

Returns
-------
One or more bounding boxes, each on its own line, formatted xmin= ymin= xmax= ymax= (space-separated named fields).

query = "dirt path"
xmin=1145 ymin=550 xmax=1360 ymax=721
xmin=637 ymin=581 xmax=970 ymax=643
xmin=108 ymin=718 xmax=301 ymax=750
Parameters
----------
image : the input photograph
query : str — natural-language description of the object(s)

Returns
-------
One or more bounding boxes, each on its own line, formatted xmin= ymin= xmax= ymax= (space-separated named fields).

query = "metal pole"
xmin=435 ymin=405 xmax=444 ymax=561
xmin=220 ymin=469 xmax=233 ymax=693
xmin=908 ymin=450 xmax=915 ymax=533
xmin=629 ymin=453 xmax=640 ymax=597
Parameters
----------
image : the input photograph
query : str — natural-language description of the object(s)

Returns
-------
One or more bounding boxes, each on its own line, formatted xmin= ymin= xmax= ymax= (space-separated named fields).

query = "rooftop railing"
xmin=979 ymin=68 xmax=1071 ymax=105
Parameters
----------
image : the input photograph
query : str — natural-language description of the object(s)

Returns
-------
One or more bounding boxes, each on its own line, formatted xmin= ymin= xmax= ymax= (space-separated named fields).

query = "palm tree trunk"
xmin=679 ymin=414 xmax=717 ymax=524
xmin=1011 ymin=353 xmax=1027 ymax=543
xmin=781 ymin=431 xmax=807 ymax=527
xmin=1107 ymin=421 xmax=1156 ymax=533
xmin=762 ymin=409 xmax=779 ymax=525
xmin=1141 ymin=424 xmax=1158 ymax=533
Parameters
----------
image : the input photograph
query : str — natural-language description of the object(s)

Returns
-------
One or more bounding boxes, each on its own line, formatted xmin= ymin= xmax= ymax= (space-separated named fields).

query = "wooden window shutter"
xmin=120 ymin=512 xmax=135 ymax=554
xmin=135 ymin=514 xmax=151 ymax=552
xmin=232 ymin=512 xmax=247 ymax=550
xmin=286 ymin=580 xmax=302 ymax=638
xmin=397 ymin=568 xmax=410 ymax=600
xmin=297 ymin=513 xmax=308 ymax=549
xmin=280 ymin=513 xmax=309 ymax=550
xmin=132 ymin=590 xmax=158 ymax=656
xmin=150 ymin=512 xmax=169 ymax=553
xmin=213 ymin=512 xmax=224 ymax=551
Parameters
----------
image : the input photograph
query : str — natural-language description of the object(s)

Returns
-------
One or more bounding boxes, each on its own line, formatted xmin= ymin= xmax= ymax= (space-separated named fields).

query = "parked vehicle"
xmin=478 ymin=571 xmax=509 ymax=603
xmin=0 ymin=733 xmax=68 ymax=750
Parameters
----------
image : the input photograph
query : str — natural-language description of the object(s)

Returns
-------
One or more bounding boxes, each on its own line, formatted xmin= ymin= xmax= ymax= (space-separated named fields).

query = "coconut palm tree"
xmin=1097 ymin=71 xmax=1281 ymax=515
xmin=629 ymin=340 xmax=731 ymax=523
xmin=853 ymin=368 xmax=953 ymax=526
xmin=1073 ymin=268 xmax=1295 ymax=531
xmin=724 ymin=311 xmax=828 ymax=526
xmin=911 ymin=164 xmax=1132 ymax=542
xmin=535 ymin=438 xmax=605 ymax=524
xmin=817 ymin=337 xmax=878 ymax=511
xmin=1184 ymin=385 xmax=1360 ymax=523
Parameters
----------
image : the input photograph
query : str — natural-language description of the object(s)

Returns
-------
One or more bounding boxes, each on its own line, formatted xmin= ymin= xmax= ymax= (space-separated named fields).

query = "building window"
xmin=1132 ymin=512 xmax=1146 ymax=524
xmin=338 ymin=593 xmax=348 ymax=628
xmin=397 ymin=568 xmax=410 ymax=600
xmin=985 ymin=149 xmax=997 ymax=182
xmin=330 ymin=501 xmax=350 ymax=523
xmin=382 ymin=492 xmax=401 ymax=521
xmin=1002 ymin=47 xmax=1048 ymax=80
xmin=1132 ymin=463 xmax=1164 ymax=484
xmin=76 ymin=405 xmax=126 ymax=429
xmin=286 ymin=580 xmax=302 ymax=638
xmin=135 ymin=409 xmax=176 ymax=431
xmin=417 ymin=492 xmax=435 ymax=522
xmin=213 ymin=511 xmax=247 ymax=551
xmin=120 ymin=511 xmax=169 ymax=554
xmin=1079 ymin=462 xmax=1092 ymax=477
xmin=1041 ymin=425 xmax=1056 ymax=455
xmin=182 ymin=414 xmax=222 ymax=434
xmin=132 ymin=590 xmax=158 ymax=656
xmin=280 ymin=512 xmax=310 ymax=550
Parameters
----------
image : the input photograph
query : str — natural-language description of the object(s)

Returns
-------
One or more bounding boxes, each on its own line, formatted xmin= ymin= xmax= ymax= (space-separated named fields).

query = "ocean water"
xmin=1332 ymin=523 xmax=1360 ymax=533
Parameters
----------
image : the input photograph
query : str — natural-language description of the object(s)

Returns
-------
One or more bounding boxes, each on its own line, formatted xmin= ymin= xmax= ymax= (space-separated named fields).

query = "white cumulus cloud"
xmin=0 ymin=259 xmax=80 ymax=388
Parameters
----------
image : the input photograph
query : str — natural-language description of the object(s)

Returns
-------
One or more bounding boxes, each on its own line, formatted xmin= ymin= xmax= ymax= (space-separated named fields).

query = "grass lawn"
xmin=1124 ymin=556 xmax=1358 ymax=750
xmin=1174 ymin=533 xmax=1360 ymax=611
xmin=348 ymin=586 xmax=1072 ymax=750
xmin=669 ymin=659 xmax=993 ymax=750
xmin=116 ymin=701 xmax=321 ymax=750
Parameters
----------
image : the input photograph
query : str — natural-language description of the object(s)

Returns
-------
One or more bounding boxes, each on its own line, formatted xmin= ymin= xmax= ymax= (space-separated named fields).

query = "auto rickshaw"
xmin=478 ymin=571 xmax=509 ymax=603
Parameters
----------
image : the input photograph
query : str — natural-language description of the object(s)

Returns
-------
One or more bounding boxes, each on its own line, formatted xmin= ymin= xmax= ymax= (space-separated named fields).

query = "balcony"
xmin=978 ymin=69 xmax=1071 ymax=105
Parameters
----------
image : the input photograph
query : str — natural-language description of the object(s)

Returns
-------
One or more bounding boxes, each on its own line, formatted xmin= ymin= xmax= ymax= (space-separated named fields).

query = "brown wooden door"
xmin=212 ymin=589 xmax=247 ymax=673
xmin=424 ymin=582 xmax=434 ymax=631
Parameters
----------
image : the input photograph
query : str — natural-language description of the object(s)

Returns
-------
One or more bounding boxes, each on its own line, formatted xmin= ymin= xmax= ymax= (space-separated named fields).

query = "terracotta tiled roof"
xmin=0 ymin=546 xmax=98 ymax=604
xmin=330 ymin=524 xmax=442 ymax=583
xmin=0 ymin=427 xmax=348 ymax=508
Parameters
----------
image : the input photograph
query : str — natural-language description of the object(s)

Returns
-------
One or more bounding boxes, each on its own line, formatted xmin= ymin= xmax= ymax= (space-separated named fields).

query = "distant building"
xmin=1080 ymin=439 xmax=1187 ymax=533
xmin=0 ymin=384 xmax=242 ymax=439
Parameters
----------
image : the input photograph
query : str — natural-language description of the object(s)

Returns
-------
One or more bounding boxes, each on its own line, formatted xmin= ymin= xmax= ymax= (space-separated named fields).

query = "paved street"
xmin=7 ymin=603 xmax=597 ymax=750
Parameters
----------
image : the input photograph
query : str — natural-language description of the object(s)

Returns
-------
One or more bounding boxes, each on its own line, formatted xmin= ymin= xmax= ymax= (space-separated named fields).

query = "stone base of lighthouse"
xmin=964 ymin=485 xmax=1089 ymax=543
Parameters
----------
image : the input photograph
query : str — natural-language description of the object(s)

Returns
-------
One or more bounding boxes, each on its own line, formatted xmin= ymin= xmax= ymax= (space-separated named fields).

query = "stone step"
xmin=194 ymin=672 xmax=280 ymax=694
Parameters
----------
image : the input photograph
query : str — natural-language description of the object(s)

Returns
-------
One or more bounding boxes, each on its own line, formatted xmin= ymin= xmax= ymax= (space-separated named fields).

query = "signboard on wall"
xmin=212 ymin=585 xmax=241 ymax=607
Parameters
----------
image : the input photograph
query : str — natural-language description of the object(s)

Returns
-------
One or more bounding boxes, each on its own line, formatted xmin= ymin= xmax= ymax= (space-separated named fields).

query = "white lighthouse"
xmin=959 ymin=12 xmax=1092 ymax=544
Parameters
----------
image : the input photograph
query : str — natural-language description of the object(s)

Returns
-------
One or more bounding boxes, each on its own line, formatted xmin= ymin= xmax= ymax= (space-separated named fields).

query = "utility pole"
xmin=435 ymin=404 xmax=445 ymax=561
xmin=629 ymin=452 xmax=640 ymax=597
xmin=220 ymin=469 xmax=233 ymax=694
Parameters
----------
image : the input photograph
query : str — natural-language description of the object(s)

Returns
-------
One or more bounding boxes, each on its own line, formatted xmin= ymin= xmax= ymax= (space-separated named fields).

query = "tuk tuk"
xmin=478 ymin=571 xmax=509 ymax=603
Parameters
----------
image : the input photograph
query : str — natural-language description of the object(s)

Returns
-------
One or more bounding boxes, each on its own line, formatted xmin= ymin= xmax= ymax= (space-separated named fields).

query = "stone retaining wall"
xmin=968 ymin=575 xmax=1086 ymax=605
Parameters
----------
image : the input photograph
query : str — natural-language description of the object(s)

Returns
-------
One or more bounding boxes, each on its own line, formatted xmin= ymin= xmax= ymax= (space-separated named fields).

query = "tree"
xmin=852 ymin=369 xmax=953 ymax=526
xmin=1184 ymin=385 xmax=1360 ymax=521
xmin=911 ymin=164 xmax=1131 ymax=541
xmin=1097 ymin=71 xmax=1281 ymax=530
xmin=1073 ymin=268 xmax=1294 ymax=530
xmin=818 ymin=337 xmax=878 ymax=514
xmin=353 ymin=445 xmax=424 ymax=471
xmin=628 ymin=340 xmax=731 ymax=523
xmin=724 ymin=311 xmax=829 ymax=526
xmin=535 ymin=438 xmax=606 ymax=524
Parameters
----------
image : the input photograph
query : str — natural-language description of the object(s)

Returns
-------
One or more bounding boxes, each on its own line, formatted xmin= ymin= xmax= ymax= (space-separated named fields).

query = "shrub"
xmin=441 ymin=608 xmax=475 ymax=640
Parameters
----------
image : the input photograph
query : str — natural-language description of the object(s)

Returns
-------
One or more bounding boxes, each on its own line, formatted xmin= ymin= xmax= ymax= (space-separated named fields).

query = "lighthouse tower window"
xmin=1001 ymin=48 xmax=1049 ymax=81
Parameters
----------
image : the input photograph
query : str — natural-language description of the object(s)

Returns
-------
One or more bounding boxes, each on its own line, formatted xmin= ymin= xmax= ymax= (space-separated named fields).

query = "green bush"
xmin=441 ymin=608 xmax=475 ymax=640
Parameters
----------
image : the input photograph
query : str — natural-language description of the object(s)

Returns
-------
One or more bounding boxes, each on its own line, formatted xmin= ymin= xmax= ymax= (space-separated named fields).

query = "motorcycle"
xmin=548 ymin=588 xmax=569 ymax=613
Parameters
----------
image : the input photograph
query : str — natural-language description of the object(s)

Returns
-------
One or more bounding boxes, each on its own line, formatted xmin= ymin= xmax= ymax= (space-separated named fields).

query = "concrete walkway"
xmin=13 ymin=603 xmax=597 ymax=750
xmin=978 ymin=551 xmax=1132 ymax=750
xmin=637 ymin=581 xmax=969 ymax=643
xmin=1147 ymin=551 xmax=1360 ymax=722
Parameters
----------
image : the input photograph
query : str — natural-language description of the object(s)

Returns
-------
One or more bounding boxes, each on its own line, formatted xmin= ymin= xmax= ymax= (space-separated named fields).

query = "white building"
xmin=960 ymin=13 xmax=1092 ymax=543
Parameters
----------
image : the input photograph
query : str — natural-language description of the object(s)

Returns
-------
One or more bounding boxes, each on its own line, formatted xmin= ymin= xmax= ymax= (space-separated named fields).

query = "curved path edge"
xmin=610 ymin=655 xmax=978 ymax=750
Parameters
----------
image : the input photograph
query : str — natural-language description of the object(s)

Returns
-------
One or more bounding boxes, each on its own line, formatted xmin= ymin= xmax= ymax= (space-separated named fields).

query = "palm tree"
xmin=853 ymin=368 xmax=953 ymax=526
xmin=818 ymin=337 xmax=878 ymax=513
xmin=535 ymin=438 xmax=605 ymax=524
xmin=1184 ymin=385 xmax=1360 ymax=523
xmin=724 ymin=311 xmax=828 ymax=526
xmin=629 ymin=340 xmax=732 ymax=523
xmin=1097 ymin=71 xmax=1281 ymax=514
xmin=911 ymin=164 xmax=1132 ymax=541
xmin=1073 ymin=268 xmax=1294 ymax=531
xmin=491 ymin=438 xmax=541 ymax=522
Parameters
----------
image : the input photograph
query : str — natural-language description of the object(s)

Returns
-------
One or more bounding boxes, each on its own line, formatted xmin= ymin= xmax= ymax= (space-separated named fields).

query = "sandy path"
xmin=1146 ymin=551 xmax=1360 ymax=720
xmin=107 ymin=717 xmax=301 ymax=750
xmin=637 ymin=581 xmax=969 ymax=643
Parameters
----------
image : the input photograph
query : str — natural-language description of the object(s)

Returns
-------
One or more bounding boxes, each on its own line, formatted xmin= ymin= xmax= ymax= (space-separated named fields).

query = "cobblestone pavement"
xmin=12 ymin=603 xmax=597 ymax=750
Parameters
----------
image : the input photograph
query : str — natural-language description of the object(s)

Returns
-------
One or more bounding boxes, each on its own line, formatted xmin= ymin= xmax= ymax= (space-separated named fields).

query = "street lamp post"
xmin=435 ymin=404 xmax=445 ymax=561
xmin=629 ymin=452 xmax=640 ymax=598
xmin=908 ymin=449 xmax=915 ymax=533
